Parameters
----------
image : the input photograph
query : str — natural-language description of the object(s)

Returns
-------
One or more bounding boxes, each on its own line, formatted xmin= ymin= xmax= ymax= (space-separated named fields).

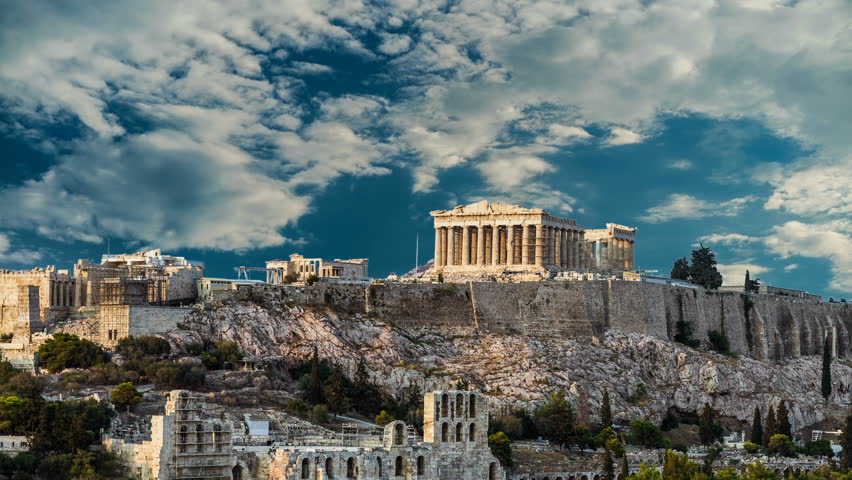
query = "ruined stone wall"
xmin=251 ymin=281 xmax=852 ymax=360
xmin=97 ymin=305 xmax=191 ymax=347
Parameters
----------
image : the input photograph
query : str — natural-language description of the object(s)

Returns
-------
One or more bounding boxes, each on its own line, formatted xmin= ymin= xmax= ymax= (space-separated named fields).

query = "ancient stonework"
xmin=429 ymin=201 xmax=636 ymax=275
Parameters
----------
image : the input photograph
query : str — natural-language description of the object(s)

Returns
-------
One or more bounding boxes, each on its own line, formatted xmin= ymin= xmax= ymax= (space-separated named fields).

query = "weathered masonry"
xmin=430 ymin=201 xmax=636 ymax=273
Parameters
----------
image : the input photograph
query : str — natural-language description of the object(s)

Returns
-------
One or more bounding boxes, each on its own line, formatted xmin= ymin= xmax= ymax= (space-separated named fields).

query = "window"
xmin=394 ymin=457 xmax=403 ymax=477
xmin=489 ymin=463 xmax=497 ymax=480
xmin=196 ymin=424 xmax=204 ymax=452
xmin=469 ymin=423 xmax=476 ymax=441
xmin=347 ymin=458 xmax=356 ymax=478
xmin=441 ymin=423 xmax=448 ymax=442
xmin=455 ymin=394 xmax=464 ymax=417
xmin=440 ymin=394 xmax=448 ymax=417
xmin=377 ymin=458 xmax=383 ymax=477
xmin=302 ymin=459 xmax=310 ymax=479
xmin=394 ymin=423 xmax=404 ymax=445
xmin=416 ymin=456 xmax=424 ymax=476
xmin=326 ymin=457 xmax=334 ymax=478
xmin=469 ymin=395 xmax=476 ymax=416
xmin=455 ymin=423 xmax=462 ymax=442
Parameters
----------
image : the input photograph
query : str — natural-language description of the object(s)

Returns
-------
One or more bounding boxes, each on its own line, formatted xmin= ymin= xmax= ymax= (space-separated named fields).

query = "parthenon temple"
xmin=430 ymin=201 xmax=636 ymax=273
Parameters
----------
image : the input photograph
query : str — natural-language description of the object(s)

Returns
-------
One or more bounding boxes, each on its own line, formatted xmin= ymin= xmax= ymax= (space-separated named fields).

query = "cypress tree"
xmin=307 ymin=346 xmax=323 ymax=405
xmin=822 ymin=335 xmax=833 ymax=401
xmin=751 ymin=407 xmax=763 ymax=445
xmin=841 ymin=410 xmax=852 ymax=472
xmin=776 ymin=401 xmax=792 ymax=437
xmin=671 ymin=257 xmax=690 ymax=281
xmin=324 ymin=365 xmax=351 ymax=418
xmin=602 ymin=443 xmax=615 ymax=480
xmin=699 ymin=403 xmax=715 ymax=445
xmin=764 ymin=405 xmax=777 ymax=447
xmin=601 ymin=388 xmax=613 ymax=428
xmin=621 ymin=454 xmax=629 ymax=479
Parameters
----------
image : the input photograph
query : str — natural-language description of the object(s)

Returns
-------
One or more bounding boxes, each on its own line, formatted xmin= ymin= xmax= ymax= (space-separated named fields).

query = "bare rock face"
xmin=163 ymin=300 xmax=852 ymax=431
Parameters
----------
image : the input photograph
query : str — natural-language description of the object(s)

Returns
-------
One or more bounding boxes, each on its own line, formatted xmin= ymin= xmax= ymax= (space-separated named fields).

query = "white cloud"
xmin=288 ymin=61 xmax=333 ymax=75
xmin=0 ymin=234 xmax=42 ymax=265
xmin=762 ymin=221 xmax=852 ymax=292
xmin=717 ymin=261 xmax=770 ymax=286
xmin=668 ymin=159 xmax=693 ymax=170
xmin=697 ymin=233 xmax=759 ymax=246
xmin=783 ymin=263 xmax=798 ymax=272
xmin=638 ymin=194 xmax=757 ymax=223
xmin=536 ymin=124 xmax=593 ymax=145
xmin=604 ymin=127 xmax=644 ymax=146
xmin=476 ymin=149 xmax=555 ymax=191
xmin=378 ymin=33 xmax=412 ymax=55
xmin=763 ymin=156 xmax=852 ymax=216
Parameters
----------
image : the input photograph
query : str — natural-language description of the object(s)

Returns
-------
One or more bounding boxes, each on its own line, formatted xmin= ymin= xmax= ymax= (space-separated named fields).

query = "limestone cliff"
xmin=162 ymin=299 xmax=852 ymax=432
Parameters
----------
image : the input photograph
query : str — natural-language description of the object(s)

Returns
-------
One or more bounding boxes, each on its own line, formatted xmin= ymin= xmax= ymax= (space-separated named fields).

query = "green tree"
xmin=662 ymin=450 xmax=707 ymax=480
xmin=671 ymin=257 xmax=690 ymax=281
xmin=110 ymin=382 xmax=142 ymax=409
xmin=822 ymin=335 xmax=833 ymax=402
xmin=840 ymin=410 xmax=852 ymax=471
xmin=313 ymin=404 xmax=329 ymax=423
xmin=621 ymin=455 xmax=629 ymax=480
xmin=305 ymin=274 xmax=319 ymax=286
xmin=375 ymin=410 xmax=396 ymax=426
xmin=751 ymin=407 xmax=763 ymax=445
xmin=775 ymin=401 xmax=791 ymax=438
xmin=802 ymin=439 xmax=833 ymax=457
xmin=767 ymin=434 xmax=796 ymax=457
xmin=689 ymin=244 xmax=723 ymax=290
xmin=699 ymin=403 xmax=716 ymax=445
xmin=324 ymin=366 xmax=351 ymax=418
xmin=603 ymin=443 xmax=615 ymax=480
xmin=116 ymin=336 xmax=170 ymax=360
xmin=629 ymin=420 xmax=667 ymax=449
xmin=745 ymin=270 xmax=760 ymax=293
xmin=743 ymin=442 xmax=760 ymax=454
xmin=538 ymin=390 xmax=577 ymax=449
xmin=742 ymin=462 xmax=779 ymax=480
xmin=307 ymin=347 xmax=323 ymax=405
xmin=352 ymin=357 xmax=381 ymax=415
xmin=38 ymin=333 xmax=107 ymax=373
xmin=764 ymin=405 xmax=777 ymax=447
xmin=488 ymin=431 xmax=513 ymax=466
xmin=707 ymin=330 xmax=731 ymax=355
xmin=630 ymin=463 xmax=662 ymax=480
xmin=601 ymin=388 xmax=613 ymax=427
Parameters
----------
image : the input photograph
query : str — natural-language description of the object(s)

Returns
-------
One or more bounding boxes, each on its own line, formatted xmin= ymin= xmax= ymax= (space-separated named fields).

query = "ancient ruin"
xmin=108 ymin=390 xmax=504 ymax=480
xmin=429 ymin=201 xmax=636 ymax=276
xmin=266 ymin=254 xmax=369 ymax=284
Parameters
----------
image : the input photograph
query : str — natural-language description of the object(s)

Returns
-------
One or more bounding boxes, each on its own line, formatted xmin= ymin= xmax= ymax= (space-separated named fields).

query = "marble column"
xmin=522 ymin=225 xmax=530 ymax=265
xmin=450 ymin=228 xmax=459 ymax=266
xmin=628 ymin=240 xmax=635 ymax=270
xmin=434 ymin=228 xmax=442 ymax=267
xmin=551 ymin=227 xmax=559 ymax=268
xmin=491 ymin=226 xmax=500 ymax=265
xmin=462 ymin=226 xmax=471 ymax=265
xmin=534 ymin=225 xmax=544 ymax=265
xmin=578 ymin=234 xmax=585 ymax=270
xmin=506 ymin=226 xmax=515 ymax=265
xmin=440 ymin=227 xmax=448 ymax=266
xmin=476 ymin=226 xmax=486 ymax=264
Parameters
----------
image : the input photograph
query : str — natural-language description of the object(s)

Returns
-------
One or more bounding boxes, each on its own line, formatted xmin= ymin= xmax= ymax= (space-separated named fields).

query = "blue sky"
xmin=1 ymin=0 xmax=851 ymax=298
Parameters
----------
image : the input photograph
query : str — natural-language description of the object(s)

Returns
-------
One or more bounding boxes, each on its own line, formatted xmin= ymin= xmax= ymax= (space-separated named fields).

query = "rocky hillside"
xmin=162 ymin=299 xmax=852 ymax=431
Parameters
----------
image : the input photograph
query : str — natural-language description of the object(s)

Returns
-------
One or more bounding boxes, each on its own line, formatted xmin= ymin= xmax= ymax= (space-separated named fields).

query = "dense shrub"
xmin=116 ymin=335 xmax=171 ymax=360
xmin=200 ymin=341 xmax=243 ymax=369
xmin=145 ymin=361 xmax=205 ymax=388
xmin=38 ymin=333 xmax=107 ymax=373
xmin=708 ymin=329 xmax=732 ymax=355
xmin=630 ymin=420 xmax=669 ymax=448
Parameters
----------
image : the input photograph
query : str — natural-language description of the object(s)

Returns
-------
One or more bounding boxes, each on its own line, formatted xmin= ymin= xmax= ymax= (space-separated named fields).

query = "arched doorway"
xmin=233 ymin=465 xmax=243 ymax=480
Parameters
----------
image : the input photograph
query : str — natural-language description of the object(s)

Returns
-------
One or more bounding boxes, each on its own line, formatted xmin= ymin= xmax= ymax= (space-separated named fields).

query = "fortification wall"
xmin=251 ymin=280 xmax=852 ymax=360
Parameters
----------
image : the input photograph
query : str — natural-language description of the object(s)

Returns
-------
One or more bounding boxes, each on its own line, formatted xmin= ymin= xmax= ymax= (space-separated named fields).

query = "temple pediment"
xmin=430 ymin=200 xmax=546 ymax=217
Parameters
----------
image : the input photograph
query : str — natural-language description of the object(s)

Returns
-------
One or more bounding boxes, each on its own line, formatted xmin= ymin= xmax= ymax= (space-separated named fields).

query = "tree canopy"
xmin=38 ymin=333 xmax=107 ymax=373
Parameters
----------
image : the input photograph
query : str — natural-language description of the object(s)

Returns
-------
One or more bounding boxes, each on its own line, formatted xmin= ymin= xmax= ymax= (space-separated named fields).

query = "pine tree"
xmin=689 ymin=244 xmax=723 ymax=289
xmin=352 ymin=356 xmax=381 ymax=414
xmin=823 ymin=335 xmax=833 ymax=402
xmin=776 ymin=401 xmax=792 ymax=437
xmin=307 ymin=347 xmax=323 ymax=405
xmin=670 ymin=257 xmax=690 ymax=281
xmin=539 ymin=390 xmax=578 ymax=449
xmin=621 ymin=454 xmax=629 ymax=479
xmin=699 ymin=403 xmax=715 ymax=445
xmin=603 ymin=443 xmax=615 ymax=480
xmin=751 ymin=406 xmax=763 ymax=445
xmin=841 ymin=410 xmax=852 ymax=472
xmin=601 ymin=388 xmax=613 ymax=428
xmin=764 ymin=405 xmax=777 ymax=447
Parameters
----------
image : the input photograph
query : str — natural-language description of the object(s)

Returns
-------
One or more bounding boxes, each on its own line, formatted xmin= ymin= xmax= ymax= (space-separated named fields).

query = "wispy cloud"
xmin=638 ymin=194 xmax=757 ymax=223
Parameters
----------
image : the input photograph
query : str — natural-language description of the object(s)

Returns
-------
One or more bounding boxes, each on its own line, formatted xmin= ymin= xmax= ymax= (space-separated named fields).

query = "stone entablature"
xmin=430 ymin=201 xmax=636 ymax=274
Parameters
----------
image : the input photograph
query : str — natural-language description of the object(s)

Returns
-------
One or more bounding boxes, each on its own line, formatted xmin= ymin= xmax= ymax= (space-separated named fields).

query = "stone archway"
xmin=233 ymin=465 xmax=243 ymax=480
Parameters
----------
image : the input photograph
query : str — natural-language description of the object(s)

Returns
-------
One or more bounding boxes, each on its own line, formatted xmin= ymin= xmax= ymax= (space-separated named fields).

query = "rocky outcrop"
xmin=162 ymin=299 xmax=852 ymax=432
